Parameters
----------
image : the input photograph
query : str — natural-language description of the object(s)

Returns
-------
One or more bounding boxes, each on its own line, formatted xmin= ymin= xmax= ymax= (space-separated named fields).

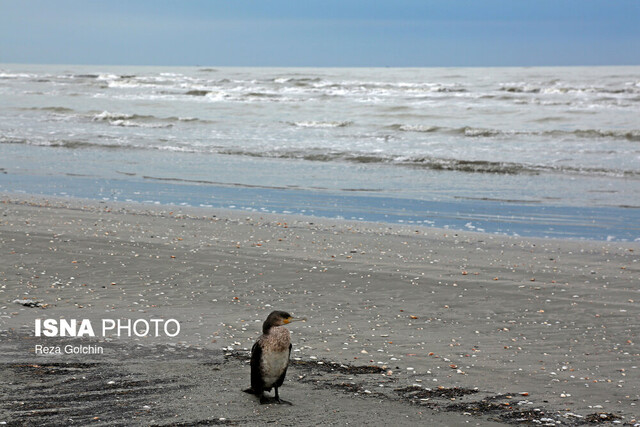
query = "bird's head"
xmin=263 ymin=310 xmax=305 ymax=333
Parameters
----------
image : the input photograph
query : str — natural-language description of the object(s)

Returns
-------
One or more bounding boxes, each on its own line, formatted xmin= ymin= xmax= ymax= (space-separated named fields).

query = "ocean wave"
xmin=288 ymin=121 xmax=353 ymax=128
xmin=16 ymin=73 xmax=634 ymax=108
xmin=3 ymin=133 xmax=638 ymax=178
xmin=22 ymin=106 xmax=76 ymax=114
xmin=0 ymin=134 xmax=214 ymax=153
xmin=90 ymin=111 xmax=149 ymax=121
xmin=388 ymin=124 xmax=443 ymax=133
xmin=566 ymin=129 xmax=640 ymax=142
xmin=86 ymin=111 xmax=209 ymax=127
xmin=216 ymin=149 xmax=640 ymax=177
xmin=96 ymin=73 xmax=120 ymax=81
xmin=0 ymin=136 xmax=123 ymax=150
xmin=5 ymin=68 xmax=640 ymax=106
xmin=244 ymin=91 xmax=281 ymax=98
xmin=90 ymin=111 xmax=173 ymax=128
xmin=390 ymin=123 xmax=640 ymax=142
xmin=273 ymin=77 xmax=323 ymax=86
xmin=500 ymin=84 xmax=640 ymax=95
xmin=0 ymin=72 xmax=38 ymax=79
xmin=20 ymin=107 xmax=212 ymax=127
xmin=312 ymin=80 xmax=466 ymax=90
xmin=71 ymin=74 xmax=101 ymax=79
xmin=181 ymin=89 xmax=296 ymax=102
xmin=185 ymin=90 xmax=211 ymax=96
xmin=159 ymin=77 xmax=465 ymax=97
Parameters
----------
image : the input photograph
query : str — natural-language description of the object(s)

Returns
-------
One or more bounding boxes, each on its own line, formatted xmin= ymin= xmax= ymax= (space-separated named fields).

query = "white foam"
xmin=291 ymin=121 xmax=352 ymax=128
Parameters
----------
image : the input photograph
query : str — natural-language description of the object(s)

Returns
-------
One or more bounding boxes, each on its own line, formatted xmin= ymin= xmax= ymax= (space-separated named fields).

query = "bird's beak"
xmin=285 ymin=317 xmax=306 ymax=324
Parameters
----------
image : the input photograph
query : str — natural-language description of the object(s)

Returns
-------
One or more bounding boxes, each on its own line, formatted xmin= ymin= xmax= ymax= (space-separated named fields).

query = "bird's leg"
xmin=259 ymin=391 xmax=270 ymax=404
xmin=274 ymin=387 xmax=292 ymax=405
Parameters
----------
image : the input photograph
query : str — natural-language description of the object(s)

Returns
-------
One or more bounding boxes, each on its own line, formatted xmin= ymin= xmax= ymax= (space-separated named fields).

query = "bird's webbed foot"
xmin=259 ymin=395 xmax=292 ymax=405
xmin=273 ymin=388 xmax=292 ymax=405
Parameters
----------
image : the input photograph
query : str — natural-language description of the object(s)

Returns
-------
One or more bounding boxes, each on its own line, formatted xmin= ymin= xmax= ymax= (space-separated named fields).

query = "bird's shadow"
xmin=259 ymin=396 xmax=293 ymax=405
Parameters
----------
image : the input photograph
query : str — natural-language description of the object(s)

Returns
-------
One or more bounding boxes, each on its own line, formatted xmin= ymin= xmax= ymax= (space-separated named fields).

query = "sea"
xmin=1 ymin=64 xmax=639 ymax=241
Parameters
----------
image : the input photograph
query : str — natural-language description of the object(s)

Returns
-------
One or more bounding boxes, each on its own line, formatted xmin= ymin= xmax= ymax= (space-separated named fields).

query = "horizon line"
xmin=3 ymin=61 xmax=640 ymax=69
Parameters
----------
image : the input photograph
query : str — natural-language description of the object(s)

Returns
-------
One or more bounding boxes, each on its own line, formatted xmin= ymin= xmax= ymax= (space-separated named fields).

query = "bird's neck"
xmin=264 ymin=325 xmax=289 ymax=337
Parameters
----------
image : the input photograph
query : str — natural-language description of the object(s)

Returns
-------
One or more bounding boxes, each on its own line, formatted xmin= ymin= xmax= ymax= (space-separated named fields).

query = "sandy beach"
xmin=0 ymin=194 xmax=638 ymax=426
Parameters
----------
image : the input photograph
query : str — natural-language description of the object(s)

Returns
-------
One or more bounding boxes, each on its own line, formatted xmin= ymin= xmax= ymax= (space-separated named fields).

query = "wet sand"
xmin=0 ymin=195 xmax=638 ymax=426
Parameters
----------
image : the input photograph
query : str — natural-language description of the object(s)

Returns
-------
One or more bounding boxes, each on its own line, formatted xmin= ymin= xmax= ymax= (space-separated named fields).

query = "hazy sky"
xmin=1 ymin=0 xmax=639 ymax=67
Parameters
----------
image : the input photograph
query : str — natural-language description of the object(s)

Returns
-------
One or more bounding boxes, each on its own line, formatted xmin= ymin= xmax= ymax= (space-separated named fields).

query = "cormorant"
xmin=243 ymin=311 xmax=304 ymax=404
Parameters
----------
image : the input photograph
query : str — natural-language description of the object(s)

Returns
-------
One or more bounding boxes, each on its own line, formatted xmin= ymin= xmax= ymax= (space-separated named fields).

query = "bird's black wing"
xmin=250 ymin=340 xmax=263 ymax=393
xmin=274 ymin=343 xmax=292 ymax=388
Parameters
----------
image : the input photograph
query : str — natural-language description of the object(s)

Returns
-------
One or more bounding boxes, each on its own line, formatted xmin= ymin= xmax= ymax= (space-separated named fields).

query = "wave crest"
xmin=3 ymin=134 xmax=638 ymax=178
xmin=216 ymin=149 xmax=639 ymax=177
xmin=391 ymin=123 xmax=640 ymax=142
xmin=288 ymin=121 xmax=353 ymax=129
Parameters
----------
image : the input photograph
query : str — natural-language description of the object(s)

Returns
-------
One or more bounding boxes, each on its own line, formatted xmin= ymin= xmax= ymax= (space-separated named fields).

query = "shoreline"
xmin=4 ymin=191 xmax=639 ymax=246
xmin=2 ymin=163 xmax=639 ymax=243
xmin=1 ymin=193 xmax=638 ymax=425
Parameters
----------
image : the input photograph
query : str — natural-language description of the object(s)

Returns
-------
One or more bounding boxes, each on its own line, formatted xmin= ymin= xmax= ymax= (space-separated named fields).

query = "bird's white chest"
xmin=261 ymin=350 xmax=289 ymax=387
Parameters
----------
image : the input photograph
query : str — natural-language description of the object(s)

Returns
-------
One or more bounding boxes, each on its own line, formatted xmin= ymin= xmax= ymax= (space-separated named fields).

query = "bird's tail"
xmin=243 ymin=387 xmax=258 ymax=395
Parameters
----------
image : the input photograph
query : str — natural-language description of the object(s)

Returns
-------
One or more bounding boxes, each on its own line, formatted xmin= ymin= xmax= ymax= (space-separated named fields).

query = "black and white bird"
xmin=243 ymin=310 xmax=304 ymax=404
